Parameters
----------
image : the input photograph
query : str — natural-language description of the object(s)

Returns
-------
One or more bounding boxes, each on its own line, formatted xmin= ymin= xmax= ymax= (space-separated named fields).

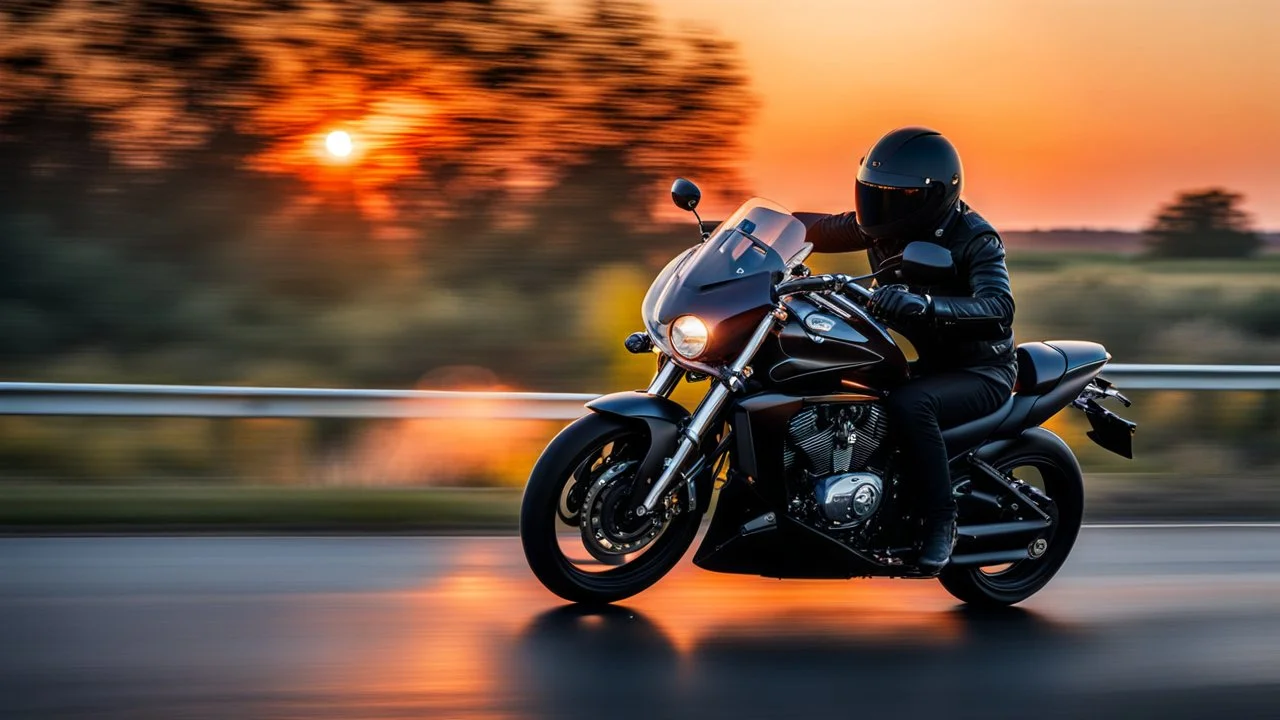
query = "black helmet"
xmin=855 ymin=127 xmax=963 ymax=251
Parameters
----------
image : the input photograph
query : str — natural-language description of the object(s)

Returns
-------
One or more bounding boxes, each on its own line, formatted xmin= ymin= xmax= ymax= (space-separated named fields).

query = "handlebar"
xmin=775 ymin=273 xmax=872 ymax=305
xmin=774 ymin=275 xmax=838 ymax=295
xmin=842 ymin=281 xmax=873 ymax=303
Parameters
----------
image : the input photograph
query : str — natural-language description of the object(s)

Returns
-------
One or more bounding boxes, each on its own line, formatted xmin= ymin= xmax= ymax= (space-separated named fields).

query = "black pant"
xmin=885 ymin=369 xmax=1013 ymax=523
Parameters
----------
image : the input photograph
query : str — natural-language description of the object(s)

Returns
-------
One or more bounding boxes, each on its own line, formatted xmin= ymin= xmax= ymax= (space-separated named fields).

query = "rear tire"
xmin=520 ymin=413 xmax=702 ymax=605
xmin=938 ymin=447 xmax=1084 ymax=607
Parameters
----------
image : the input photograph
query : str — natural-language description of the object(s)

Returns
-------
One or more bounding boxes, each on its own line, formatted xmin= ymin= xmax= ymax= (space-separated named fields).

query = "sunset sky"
xmin=625 ymin=0 xmax=1280 ymax=229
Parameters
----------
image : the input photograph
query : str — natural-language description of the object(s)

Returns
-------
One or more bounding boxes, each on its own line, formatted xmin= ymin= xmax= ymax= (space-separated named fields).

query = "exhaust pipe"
xmin=955 ymin=518 xmax=1052 ymax=555
xmin=949 ymin=548 xmax=1032 ymax=567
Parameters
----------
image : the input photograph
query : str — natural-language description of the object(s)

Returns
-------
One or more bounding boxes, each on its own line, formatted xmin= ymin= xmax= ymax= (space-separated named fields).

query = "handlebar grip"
xmin=775 ymin=274 xmax=875 ymax=308
xmin=777 ymin=276 xmax=835 ymax=295
xmin=841 ymin=282 xmax=873 ymax=304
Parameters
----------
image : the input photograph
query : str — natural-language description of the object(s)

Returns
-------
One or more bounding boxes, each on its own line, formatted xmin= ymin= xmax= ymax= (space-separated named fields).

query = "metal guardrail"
xmin=1102 ymin=364 xmax=1280 ymax=390
xmin=0 ymin=364 xmax=1277 ymax=419
xmin=0 ymin=383 xmax=597 ymax=420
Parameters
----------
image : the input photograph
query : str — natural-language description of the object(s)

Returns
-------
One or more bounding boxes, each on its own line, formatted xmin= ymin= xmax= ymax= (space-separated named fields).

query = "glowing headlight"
xmin=670 ymin=315 xmax=709 ymax=359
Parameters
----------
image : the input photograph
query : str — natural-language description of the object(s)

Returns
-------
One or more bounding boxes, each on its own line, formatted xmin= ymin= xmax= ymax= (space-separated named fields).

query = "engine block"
xmin=783 ymin=403 xmax=890 ymax=533
xmin=782 ymin=403 xmax=887 ymax=477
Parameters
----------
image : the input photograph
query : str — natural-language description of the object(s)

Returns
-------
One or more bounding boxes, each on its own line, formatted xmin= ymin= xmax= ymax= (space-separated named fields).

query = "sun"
xmin=325 ymin=130 xmax=353 ymax=158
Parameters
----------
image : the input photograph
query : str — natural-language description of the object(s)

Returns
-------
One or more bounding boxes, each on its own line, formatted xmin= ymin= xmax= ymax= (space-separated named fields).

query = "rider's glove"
xmin=868 ymin=284 xmax=931 ymax=324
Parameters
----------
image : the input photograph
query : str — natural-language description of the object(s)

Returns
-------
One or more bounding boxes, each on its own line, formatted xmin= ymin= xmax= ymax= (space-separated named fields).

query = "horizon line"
xmin=1004 ymin=227 xmax=1280 ymax=235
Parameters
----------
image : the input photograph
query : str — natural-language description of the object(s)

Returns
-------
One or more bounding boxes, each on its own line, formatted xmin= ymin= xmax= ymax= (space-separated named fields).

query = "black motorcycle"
xmin=520 ymin=179 xmax=1137 ymax=607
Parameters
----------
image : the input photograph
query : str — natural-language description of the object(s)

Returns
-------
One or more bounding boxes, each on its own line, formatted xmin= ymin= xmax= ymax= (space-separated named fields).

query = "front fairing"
xmin=643 ymin=200 xmax=810 ymax=374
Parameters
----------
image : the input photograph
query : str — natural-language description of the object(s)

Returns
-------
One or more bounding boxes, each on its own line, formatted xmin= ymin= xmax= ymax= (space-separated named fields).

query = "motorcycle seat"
xmin=1042 ymin=340 xmax=1110 ymax=376
xmin=1015 ymin=342 xmax=1067 ymax=394
xmin=942 ymin=392 xmax=1018 ymax=457
xmin=942 ymin=340 xmax=1111 ymax=456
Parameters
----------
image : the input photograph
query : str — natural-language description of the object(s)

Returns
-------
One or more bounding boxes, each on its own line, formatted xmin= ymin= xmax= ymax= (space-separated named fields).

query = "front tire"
xmin=520 ymin=413 xmax=702 ymax=604
xmin=938 ymin=444 xmax=1084 ymax=607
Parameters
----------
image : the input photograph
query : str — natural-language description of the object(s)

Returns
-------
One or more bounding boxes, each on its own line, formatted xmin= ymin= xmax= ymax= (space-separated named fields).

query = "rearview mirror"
xmin=900 ymin=242 xmax=955 ymax=285
xmin=670 ymin=178 xmax=701 ymax=212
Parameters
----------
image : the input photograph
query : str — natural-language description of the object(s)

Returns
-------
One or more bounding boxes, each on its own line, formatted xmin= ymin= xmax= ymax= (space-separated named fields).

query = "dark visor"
xmin=855 ymin=180 xmax=929 ymax=230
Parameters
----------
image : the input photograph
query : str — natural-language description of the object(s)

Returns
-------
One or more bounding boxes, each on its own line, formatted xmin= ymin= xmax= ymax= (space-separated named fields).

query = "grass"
xmin=0 ymin=484 xmax=523 ymax=533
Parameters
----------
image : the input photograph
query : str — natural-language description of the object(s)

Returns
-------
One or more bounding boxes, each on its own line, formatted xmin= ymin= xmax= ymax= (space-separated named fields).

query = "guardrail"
xmin=1 ymin=364 xmax=1278 ymax=419
xmin=1101 ymin=364 xmax=1280 ymax=390
xmin=0 ymin=383 xmax=596 ymax=420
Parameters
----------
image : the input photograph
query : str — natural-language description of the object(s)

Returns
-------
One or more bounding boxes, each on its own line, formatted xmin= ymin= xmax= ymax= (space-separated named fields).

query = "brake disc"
xmin=557 ymin=473 xmax=586 ymax=526
xmin=558 ymin=441 xmax=635 ymax=527
xmin=579 ymin=460 xmax=668 ymax=564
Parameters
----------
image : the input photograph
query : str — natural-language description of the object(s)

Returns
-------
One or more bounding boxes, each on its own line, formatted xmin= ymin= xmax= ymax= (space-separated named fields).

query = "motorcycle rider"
xmin=801 ymin=127 xmax=1017 ymax=573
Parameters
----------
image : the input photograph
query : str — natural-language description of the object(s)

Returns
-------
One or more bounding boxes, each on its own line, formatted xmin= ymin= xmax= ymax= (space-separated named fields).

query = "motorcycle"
xmin=520 ymin=178 xmax=1137 ymax=607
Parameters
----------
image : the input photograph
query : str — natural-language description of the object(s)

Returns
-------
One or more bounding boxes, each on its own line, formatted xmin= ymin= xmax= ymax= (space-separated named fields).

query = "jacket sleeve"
xmin=798 ymin=211 xmax=870 ymax=254
xmin=930 ymin=234 xmax=1015 ymax=340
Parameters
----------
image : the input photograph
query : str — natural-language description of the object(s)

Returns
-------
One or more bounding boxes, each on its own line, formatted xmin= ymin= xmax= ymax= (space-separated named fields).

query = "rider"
xmin=801 ymin=127 xmax=1017 ymax=573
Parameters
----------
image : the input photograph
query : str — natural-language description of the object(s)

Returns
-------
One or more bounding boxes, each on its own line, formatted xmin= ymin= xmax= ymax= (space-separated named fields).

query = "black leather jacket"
xmin=801 ymin=202 xmax=1017 ymax=385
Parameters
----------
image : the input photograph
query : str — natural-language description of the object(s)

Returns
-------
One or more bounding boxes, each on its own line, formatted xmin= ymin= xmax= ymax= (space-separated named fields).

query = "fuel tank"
xmin=754 ymin=295 xmax=909 ymax=394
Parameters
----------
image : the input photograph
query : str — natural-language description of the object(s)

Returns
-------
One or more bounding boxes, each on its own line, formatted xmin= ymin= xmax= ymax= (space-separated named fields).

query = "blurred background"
xmin=1 ymin=0 xmax=1278 ymax=527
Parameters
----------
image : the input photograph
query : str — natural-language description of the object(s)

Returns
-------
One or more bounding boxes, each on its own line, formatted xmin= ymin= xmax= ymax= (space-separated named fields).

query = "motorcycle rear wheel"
xmin=520 ymin=413 xmax=702 ymax=605
xmin=938 ymin=448 xmax=1083 ymax=607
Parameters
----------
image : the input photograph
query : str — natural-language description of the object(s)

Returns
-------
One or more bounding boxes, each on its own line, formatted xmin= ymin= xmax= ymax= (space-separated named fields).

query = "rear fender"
xmin=585 ymin=391 xmax=694 ymax=505
xmin=974 ymin=426 xmax=1083 ymax=486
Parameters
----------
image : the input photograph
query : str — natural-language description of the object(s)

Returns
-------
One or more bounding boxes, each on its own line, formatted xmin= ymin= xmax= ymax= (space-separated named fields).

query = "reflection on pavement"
xmin=5 ymin=534 xmax=1280 ymax=719
xmin=316 ymin=546 xmax=1078 ymax=719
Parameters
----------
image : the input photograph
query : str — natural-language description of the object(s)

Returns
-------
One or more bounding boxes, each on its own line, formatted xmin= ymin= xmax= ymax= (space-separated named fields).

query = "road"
xmin=2 ymin=527 xmax=1279 ymax=719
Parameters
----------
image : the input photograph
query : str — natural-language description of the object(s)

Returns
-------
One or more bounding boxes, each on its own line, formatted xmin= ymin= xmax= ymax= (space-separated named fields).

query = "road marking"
xmin=112 ymin=524 xmax=1280 ymax=542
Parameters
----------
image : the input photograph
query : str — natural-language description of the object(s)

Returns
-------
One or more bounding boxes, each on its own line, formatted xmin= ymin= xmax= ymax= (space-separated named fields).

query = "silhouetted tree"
xmin=0 ymin=0 xmax=753 ymax=387
xmin=1145 ymin=188 xmax=1261 ymax=258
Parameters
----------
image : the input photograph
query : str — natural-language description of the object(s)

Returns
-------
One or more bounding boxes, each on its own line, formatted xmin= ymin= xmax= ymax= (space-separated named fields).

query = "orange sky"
xmin=636 ymin=0 xmax=1280 ymax=229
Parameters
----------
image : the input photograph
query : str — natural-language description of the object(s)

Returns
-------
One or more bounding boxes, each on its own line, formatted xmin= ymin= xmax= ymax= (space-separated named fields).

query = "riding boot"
xmin=917 ymin=515 xmax=957 ymax=574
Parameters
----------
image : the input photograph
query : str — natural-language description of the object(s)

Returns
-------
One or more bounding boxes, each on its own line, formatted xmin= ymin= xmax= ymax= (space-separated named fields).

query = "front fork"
xmin=645 ymin=356 xmax=684 ymax=397
xmin=634 ymin=306 xmax=785 ymax=517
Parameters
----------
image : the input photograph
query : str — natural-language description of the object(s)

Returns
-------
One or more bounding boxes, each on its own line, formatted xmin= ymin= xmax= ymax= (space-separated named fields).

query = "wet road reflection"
xmin=2 ymin=529 xmax=1279 ymax=719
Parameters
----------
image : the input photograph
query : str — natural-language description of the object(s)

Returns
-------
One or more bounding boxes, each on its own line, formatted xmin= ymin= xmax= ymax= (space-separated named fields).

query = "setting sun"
xmin=325 ymin=130 xmax=353 ymax=158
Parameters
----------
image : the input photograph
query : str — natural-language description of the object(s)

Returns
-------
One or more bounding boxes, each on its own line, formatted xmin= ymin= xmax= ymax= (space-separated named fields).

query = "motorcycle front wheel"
xmin=520 ymin=413 xmax=702 ymax=605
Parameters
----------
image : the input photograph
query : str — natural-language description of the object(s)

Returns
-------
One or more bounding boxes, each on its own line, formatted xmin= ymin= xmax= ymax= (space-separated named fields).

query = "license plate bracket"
xmin=1081 ymin=397 xmax=1136 ymax=459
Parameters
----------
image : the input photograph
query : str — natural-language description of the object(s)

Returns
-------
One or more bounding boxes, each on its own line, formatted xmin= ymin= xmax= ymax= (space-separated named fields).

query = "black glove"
xmin=869 ymin=284 xmax=931 ymax=324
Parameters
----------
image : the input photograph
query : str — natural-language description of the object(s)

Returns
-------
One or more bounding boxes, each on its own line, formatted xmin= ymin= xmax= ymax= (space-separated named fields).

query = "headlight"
xmin=669 ymin=315 xmax=709 ymax=359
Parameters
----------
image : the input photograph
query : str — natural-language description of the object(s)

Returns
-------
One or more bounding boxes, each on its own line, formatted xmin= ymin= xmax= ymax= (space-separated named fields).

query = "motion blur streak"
xmin=3 ymin=528 xmax=1279 ymax=719
xmin=3 ymin=1 xmax=1278 ymax=492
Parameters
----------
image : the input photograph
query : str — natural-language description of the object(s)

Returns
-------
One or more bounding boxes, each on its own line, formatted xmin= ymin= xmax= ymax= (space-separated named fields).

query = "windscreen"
xmin=692 ymin=198 xmax=811 ymax=277
xmin=641 ymin=199 xmax=810 ymax=367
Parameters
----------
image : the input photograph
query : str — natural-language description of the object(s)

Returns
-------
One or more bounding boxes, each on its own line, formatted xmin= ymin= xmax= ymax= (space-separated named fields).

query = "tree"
xmin=1144 ymin=188 xmax=1261 ymax=258
xmin=0 ymin=0 xmax=753 ymax=385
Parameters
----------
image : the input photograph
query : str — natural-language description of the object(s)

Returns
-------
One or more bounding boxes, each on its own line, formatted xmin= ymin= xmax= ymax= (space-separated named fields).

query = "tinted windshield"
xmin=641 ymin=199 xmax=810 ymax=368
xmin=695 ymin=198 xmax=811 ymax=276
xmin=648 ymin=198 xmax=810 ymax=326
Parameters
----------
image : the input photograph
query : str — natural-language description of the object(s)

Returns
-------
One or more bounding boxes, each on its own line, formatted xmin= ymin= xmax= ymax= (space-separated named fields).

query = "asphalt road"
xmin=2 ymin=527 xmax=1279 ymax=719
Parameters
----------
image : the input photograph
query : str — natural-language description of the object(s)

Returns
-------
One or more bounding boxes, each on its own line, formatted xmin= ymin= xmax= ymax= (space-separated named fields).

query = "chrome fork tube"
xmin=635 ymin=308 xmax=782 ymax=516
xmin=728 ymin=308 xmax=781 ymax=375
xmin=646 ymin=357 xmax=683 ymax=397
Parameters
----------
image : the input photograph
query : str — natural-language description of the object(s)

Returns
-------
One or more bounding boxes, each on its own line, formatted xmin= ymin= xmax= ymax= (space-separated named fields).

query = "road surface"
xmin=2 ymin=527 xmax=1279 ymax=719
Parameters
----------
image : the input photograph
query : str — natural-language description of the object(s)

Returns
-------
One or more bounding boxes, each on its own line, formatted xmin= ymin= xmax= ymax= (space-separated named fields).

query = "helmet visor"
xmin=854 ymin=180 xmax=929 ymax=232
